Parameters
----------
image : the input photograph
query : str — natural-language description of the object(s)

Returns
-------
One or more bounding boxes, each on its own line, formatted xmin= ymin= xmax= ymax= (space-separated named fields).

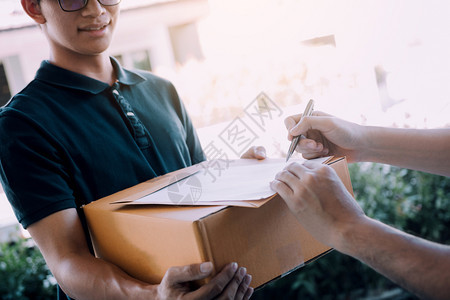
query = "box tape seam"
xmin=194 ymin=220 xmax=215 ymax=269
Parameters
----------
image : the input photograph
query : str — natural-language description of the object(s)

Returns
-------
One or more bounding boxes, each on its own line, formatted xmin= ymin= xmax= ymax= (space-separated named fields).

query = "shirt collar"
xmin=35 ymin=56 xmax=146 ymax=94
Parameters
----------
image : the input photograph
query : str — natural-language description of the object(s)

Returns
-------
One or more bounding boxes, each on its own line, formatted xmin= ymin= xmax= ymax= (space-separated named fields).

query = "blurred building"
xmin=0 ymin=0 xmax=208 ymax=106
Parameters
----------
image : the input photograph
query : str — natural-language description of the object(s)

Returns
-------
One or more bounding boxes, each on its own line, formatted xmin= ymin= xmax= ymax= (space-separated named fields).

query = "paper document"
xmin=127 ymin=157 xmax=331 ymax=206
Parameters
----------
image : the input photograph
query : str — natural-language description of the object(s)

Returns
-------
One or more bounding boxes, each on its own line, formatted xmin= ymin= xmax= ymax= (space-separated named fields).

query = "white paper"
xmin=130 ymin=157 xmax=331 ymax=206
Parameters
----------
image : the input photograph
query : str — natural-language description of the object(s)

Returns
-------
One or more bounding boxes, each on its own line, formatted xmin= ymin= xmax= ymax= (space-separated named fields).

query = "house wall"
xmin=0 ymin=0 xmax=208 ymax=103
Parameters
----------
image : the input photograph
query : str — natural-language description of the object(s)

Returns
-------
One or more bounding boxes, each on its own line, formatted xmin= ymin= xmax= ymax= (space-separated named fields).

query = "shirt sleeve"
xmin=165 ymin=82 xmax=206 ymax=165
xmin=0 ymin=109 xmax=76 ymax=229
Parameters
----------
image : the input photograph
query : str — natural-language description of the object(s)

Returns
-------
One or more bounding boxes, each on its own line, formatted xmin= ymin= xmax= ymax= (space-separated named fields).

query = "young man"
xmin=0 ymin=0 xmax=262 ymax=299
xmin=271 ymin=111 xmax=450 ymax=300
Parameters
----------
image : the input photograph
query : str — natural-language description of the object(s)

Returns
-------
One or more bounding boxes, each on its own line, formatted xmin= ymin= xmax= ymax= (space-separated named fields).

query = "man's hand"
xmin=240 ymin=146 xmax=266 ymax=160
xmin=272 ymin=160 xmax=450 ymax=300
xmin=157 ymin=262 xmax=253 ymax=300
xmin=284 ymin=111 xmax=364 ymax=163
xmin=27 ymin=208 xmax=253 ymax=300
xmin=270 ymin=160 xmax=365 ymax=248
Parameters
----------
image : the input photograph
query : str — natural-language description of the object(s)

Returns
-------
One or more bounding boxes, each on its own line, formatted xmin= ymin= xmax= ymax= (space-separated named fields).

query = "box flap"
xmin=112 ymin=157 xmax=334 ymax=208
xmin=99 ymin=163 xmax=202 ymax=204
xmin=86 ymin=196 xmax=228 ymax=222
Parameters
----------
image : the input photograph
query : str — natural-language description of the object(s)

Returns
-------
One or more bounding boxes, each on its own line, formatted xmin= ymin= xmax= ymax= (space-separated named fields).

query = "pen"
xmin=286 ymin=99 xmax=315 ymax=162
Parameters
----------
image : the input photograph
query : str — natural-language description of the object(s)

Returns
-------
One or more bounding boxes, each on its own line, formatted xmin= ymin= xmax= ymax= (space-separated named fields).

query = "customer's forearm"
xmin=336 ymin=217 xmax=450 ymax=300
xmin=361 ymin=127 xmax=450 ymax=176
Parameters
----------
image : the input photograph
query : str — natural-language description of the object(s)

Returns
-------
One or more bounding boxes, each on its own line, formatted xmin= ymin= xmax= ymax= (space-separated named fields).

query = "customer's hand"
xmin=270 ymin=160 xmax=366 ymax=249
xmin=240 ymin=146 xmax=266 ymax=160
xmin=285 ymin=111 xmax=365 ymax=163
xmin=157 ymin=262 xmax=253 ymax=300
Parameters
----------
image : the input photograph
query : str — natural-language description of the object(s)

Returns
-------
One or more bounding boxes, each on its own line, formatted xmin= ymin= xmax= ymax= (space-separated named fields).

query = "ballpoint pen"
xmin=286 ymin=99 xmax=314 ymax=162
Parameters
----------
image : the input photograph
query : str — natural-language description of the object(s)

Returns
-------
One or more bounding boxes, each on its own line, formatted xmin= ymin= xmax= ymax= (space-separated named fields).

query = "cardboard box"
xmin=84 ymin=157 xmax=353 ymax=288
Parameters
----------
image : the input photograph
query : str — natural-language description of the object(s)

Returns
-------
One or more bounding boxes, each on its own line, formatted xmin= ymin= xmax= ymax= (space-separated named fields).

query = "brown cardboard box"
xmin=84 ymin=157 xmax=353 ymax=288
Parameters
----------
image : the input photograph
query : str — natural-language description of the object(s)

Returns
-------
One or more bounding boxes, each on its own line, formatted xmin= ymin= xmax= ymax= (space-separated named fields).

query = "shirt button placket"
xmin=111 ymin=87 xmax=150 ymax=149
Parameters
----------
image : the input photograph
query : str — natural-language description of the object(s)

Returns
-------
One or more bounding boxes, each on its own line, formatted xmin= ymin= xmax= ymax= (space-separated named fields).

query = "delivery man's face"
xmin=38 ymin=0 xmax=120 ymax=57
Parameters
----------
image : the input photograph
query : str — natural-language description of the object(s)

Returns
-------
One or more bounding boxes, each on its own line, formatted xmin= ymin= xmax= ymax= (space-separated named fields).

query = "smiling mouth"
xmin=79 ymin=22 xmax=110 ymax=31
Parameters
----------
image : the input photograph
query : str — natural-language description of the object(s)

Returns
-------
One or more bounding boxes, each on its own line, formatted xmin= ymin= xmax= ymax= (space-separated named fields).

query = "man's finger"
xmin=295 ymin=138 xmax=323 ymax=153
xmin=286 ymin=111 xmax=332 ymax=137
xmin=285 ymin=161 xmax=311 ymax=177
xmin=275 ymin=168 xmax=300 ymax=186
xmin=270 ymin=179 xmax=293 ymax=199
xmin=303 ymin=159 xmax=325 ymax=170
xmin=216 ymin=267 xmax=247 ymax=300
xmin=165 ymin=262 xmax=213 ymax=285
xmin=311 ymin=110 xmax=332 ymax=117
xmin=290 ymin=114 xmax=332 ymax=137
xmin=240 ymin=146 xmax=266 ymax=160
xmin=253 ymin=146 xmax=266 ymax=159
xmin=235 ymin=274 xmax=252 ymax=300
xmin=284 ymin=115 xmax=299 ymax=130
xmin=243 ymin=286 xmax=254 ymax=300
xmin=187 ymin=262 xmax=238 ymax=299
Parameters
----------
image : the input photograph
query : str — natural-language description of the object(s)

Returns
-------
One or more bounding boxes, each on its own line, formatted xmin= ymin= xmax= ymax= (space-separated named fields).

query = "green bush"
xmin=0 ymin=238 xmax=57 ymax=300
xmin=252 ymin=163 xmax=450 ymax=299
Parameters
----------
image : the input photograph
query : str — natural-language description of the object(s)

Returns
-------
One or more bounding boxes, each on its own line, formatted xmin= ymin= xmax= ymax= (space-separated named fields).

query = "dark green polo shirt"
xmin=0 ymin=57 xmax=205 ymax=229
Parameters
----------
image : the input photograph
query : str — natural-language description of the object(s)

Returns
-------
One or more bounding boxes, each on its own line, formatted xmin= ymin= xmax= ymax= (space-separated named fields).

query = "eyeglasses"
xmin=57 ymin=0 xmax=121 ymax=12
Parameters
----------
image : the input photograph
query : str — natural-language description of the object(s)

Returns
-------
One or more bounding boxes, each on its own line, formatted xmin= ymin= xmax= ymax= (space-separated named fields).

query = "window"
xmin=130 ymin=50 xmax=152 ymax=71
xmin=0 ymin=62 xmax=11 ymax=106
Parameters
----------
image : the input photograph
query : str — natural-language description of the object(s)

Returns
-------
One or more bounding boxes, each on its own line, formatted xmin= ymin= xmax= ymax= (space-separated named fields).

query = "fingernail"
xmin=231 ymin=262 xmax=238 ymax=272
xmin=239 ymin=267 xmax=247 ymax=276
xmin=257 ymin=150 xmax=266 ymax=157
xmin=200 ymin=262 xmax=213 ymax=273
xmin=245 ymin=274 xmax=252 ymax=285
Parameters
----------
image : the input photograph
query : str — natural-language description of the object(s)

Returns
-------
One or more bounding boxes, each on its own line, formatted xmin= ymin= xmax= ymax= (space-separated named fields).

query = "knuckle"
xmin=287 ymin=162 xmax=297 ymax=170
xmin=299 ymin=184 xmax=308 ymax=193
xmin=165 ymin=266 xmax=176 ymax=278
xmin=225 ymin=289 xmax=234 ymax=299
xmin=237 ymin=285 xmax=246 ymax=295
xmin=211 ymin=283 xmax=224 ymax=296
xmin=237 ymin=279 xmax=248 ymax=294
xmin=284 ymin=116 xmax=294 ymax=128
xmin=302 ymin=173 xmax=313 ymax=184
xmin=226 ymin=266 xmax=236 ymax=278
xmin=272 ymin=177 xmax=280 ymax=184
xmin=234 ymin=273 xmax=243 ymax=285
xmin=318 ymin=165 xmax=334 ymax=177
xmin=294 ymin=183 xmax=306 ymax=194
xmin=278 ymin=170 xmax=288 ymax=179
xmin=186 ymin=264 xmax=198 ymax=277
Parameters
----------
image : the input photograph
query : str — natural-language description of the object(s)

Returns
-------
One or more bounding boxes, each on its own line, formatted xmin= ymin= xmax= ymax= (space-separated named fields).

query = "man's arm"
xmin=362 ymin=127 xmax=450 ymax=177
xmin=338 ymin=216 xmax=450 ymax=300
xmin=28 ymin=208 xmax=253 ymax=300
xmin=286 ymin=111 xmax=450 ymax=176
xmin=270 ymin=160 xmax=450 ymax=300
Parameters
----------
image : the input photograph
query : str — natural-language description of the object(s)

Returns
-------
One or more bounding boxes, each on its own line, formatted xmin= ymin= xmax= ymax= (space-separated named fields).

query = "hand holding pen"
xmin=286 ymin=99 xmax=315 ymax=162
xmin=285 ymin=109 xmax=365 ymax=163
